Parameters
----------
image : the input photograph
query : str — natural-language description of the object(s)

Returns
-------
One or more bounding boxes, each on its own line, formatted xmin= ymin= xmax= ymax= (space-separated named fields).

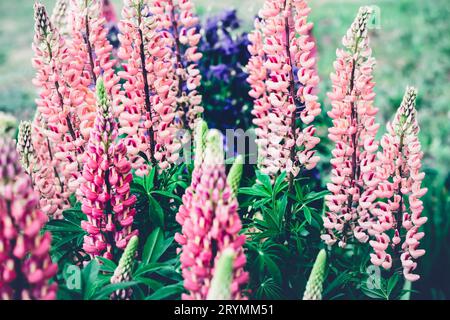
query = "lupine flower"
xmin=68 ymin=0 xmax=119 ymax=91
xmin=227 ymin=154 xmax=244 ymax=197
xmin=176 ymin=129 xmax=248 ymax=300
xmin=303 ymin=249 xmax=327 ymax=300
xmin=152 ymin=0 xmax=204 ymax=130
xmin=321 ymin=7 xmax=379 ymax=248
xmin=67 ymin=0 xmax=120 ymax=142
xmin=0 ymin=137 xmax=58 ymax=300
xmin=32 ymin=2 xmax=84 ymax=198
xmin=175 ymin=119 xmax=208 ymax=252
xmin=31 ymin=113 xmax=66 ymax=219
xmin=117 ymin=0 xmax=181 ymax=174
xmin=247 ymin=0 xmax=321 ymax=179
xmin=207 ymin=248 xmax=236 ymax=300
xmin=369 ymin=87 xmax=427 ymax=282
xmin=110 ymin=235 xmax=138 ymax=300
xmin=79 ymin=79 xmax=137 ymax=260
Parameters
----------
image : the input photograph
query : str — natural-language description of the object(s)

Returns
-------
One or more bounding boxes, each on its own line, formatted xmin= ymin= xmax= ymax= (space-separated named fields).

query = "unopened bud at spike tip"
xmin=194 ymin=120 xmax=209 ymax=166
xmin=207 ymin=248 xmax=235 ymax=300
xmin=227 ymin=155 xmax=244 ymax=198
xmin=303 ymin=249 xmax=327 ymax=300
xmin=110 ymin=235 xmax=139 ymax=300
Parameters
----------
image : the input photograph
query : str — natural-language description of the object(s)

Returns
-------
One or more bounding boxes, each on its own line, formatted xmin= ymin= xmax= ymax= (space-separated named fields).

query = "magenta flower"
xmin=79 ymin=79 xmax=137 ymax=261
xmin=369 ymin=87 xmax=427 ymax=281
xmin=0 ymin=137 xmax=58 ymax=300
xmin=247 ymin=0 xmax=321 ymax=178
xmin=321 ymin=7 xmax=379 ymax=248
xmin=176 ymin=129 xmax=248 ymax=300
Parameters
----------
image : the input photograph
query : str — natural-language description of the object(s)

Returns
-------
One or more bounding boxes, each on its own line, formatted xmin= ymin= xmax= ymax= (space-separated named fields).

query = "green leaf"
xmin=93 ymin=281 xmax=138 ymax=300
xmin=144 ymin=167 xmax=156 ymax=192
xmin=97 ymin=257 xmax=118 ymax=273
xmin=387 ymin=274 xmax=400 ymax=297
xmin=142 ymin=228 xmax=165 ymax=264
xmin=130 ymin=178 xmax=146 ymax=195
xmin=239 ymin=185 xmax=271 ymax=198
xmin=256 ymin=170 xmax=272 ymax=192
xmin=303 ymin=206 xmax=312 ymax=224
xmin=134 ymin=277 xmax=164 ymax=291
xmin=151 ymin=190 xmax=182 ymax=203
xmin=361 ymin=285 xmax=386 ymax=300
xmin=145 ymin=283 xmax=184 ymax=300
xmin=273 ymin=171 xmax=287 ymax=195
xmin=147 ymin=195 xmax=164 ymax=227
xmin=133 ymin=263 xmax=166 ymax=278
xmin=82 ymin=259 xmax=101 ymax=300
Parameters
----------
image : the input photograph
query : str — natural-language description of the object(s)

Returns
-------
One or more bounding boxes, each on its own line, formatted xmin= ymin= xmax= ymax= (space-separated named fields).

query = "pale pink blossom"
xmin=32 ymin=2 xmax=84 ymax=199
xmin=322 ymin=7 xmax=379 ymax=247
xmin=370 ymin=87 xmax=427 ymax=282
xmin=117 ymin=0 xmax=182 ymax=175
xmin=247 ymin=0 xmax=320 ymax=179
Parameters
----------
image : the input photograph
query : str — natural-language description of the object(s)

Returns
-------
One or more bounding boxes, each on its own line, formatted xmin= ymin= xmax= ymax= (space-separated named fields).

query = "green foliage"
xmin=44 ymin=203 xmax=88 ymax=267
xmin=240 ymin=170 xmax=327 ymax=299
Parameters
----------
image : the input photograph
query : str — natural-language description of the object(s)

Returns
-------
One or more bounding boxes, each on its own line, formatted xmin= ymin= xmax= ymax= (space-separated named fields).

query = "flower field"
xmin=0 ymin=0 xmax=449 ymax=301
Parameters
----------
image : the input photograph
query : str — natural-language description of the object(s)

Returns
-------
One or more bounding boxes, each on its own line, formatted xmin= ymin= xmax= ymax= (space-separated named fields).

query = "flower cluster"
xmin=31 ymin=114 xmax=66 ymax=219
xmin=118 ymin=0 xmax=200 ymax=174
xmin=0 ymin=137 xmax=58 ymax=300
xmin=155 ymin=0 xmax=203 ymax=130
xmin=247 ymin=0 xmax=321 ymax=178
xmin=322 ymin=7 xmax=379 ymax=247
xmin=32 ymin=2 xmax=85 ymax=201
xmin=369 ymin=87 xmax=428 ymax=281
xmin=79 ymin=79 xmax=137 ymax=260
xmin=198 ymin=9 xmax=253 ymax=131
xmin=175 ymin=129 xmax=248 ymax=300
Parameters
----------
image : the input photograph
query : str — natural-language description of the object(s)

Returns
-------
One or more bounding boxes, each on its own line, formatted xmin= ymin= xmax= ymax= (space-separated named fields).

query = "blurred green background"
xmin=0 ymin=0 xmax=448 ymax=298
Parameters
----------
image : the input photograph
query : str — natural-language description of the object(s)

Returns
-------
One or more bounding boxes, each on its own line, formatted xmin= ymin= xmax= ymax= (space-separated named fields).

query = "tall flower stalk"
xmin=117 ymin=0 xmax=182 ymax=174
xmin=247 ymin=0 xmax=321 ymax=179
xmin=322 ymin=7 xmax=379 ymax=248
xmin=370 ymin=87 xmax=428 ymax=281
xmin=0 ymin=137 xmax=58 ymax=300
xmin=32 ymin=2 xmax=84 ymax=199
xmin=176 ymin=129 xmax=248 ymax=300
xmin=79 ymin=79 xmax=137 ymax=260
xmin=153 ymin=0 xmax=203 ymax=130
